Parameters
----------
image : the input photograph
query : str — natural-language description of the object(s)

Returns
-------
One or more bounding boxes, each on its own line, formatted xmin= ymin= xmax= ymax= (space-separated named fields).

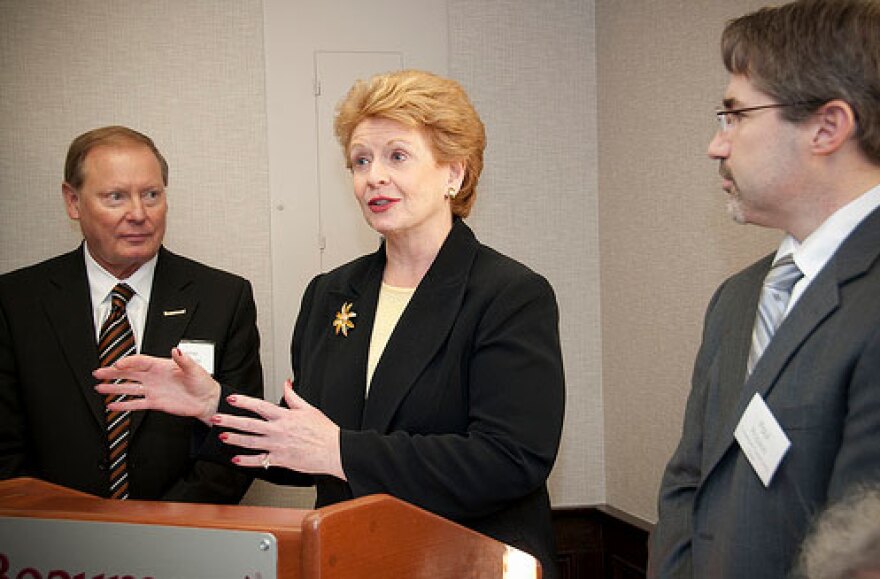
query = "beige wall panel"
xmin=450 ymin=0 xmax=603 ymax=507
xmin=1 ymin=0 xmax=797 ymax=521
xmin=597 ymin=0 xmax=780 ymax=521
xmin=0 ymin=0 xmax=274 ymax=382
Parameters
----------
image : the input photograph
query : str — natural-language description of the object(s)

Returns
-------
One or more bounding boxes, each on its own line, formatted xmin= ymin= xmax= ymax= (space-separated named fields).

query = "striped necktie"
xmin=97 ymin=283 xmax=136 ymax=499
xmin=747 ymin=254 xmax=803 ymax=377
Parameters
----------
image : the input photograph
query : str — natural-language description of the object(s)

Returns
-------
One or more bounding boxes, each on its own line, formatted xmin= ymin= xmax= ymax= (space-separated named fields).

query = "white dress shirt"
xmin=84 ymin=243 xmax=157 ymax=352
xmin=777 ymin=183 xmax=880 ymax=315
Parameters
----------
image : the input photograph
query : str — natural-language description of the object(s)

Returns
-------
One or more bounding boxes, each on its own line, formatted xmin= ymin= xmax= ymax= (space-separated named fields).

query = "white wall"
xmin=2 ymin=0 xmax=601 ymax=510
xmin=261 ymin=0 xmax=450 ymax=400
xmin=449 ymin=0 xmax=603 ymax=507
xmin=0 ymin=0 xmax=274 ymax=380
xmin=597 ymin=0 xmax=781 ymax=520
xmin=6 ymin=0 xmax=772 ymax=521
xmin=253 ymin=0 xmax=452 ymax=509
xmin=256 ymin=0 xmax=601 ymax=509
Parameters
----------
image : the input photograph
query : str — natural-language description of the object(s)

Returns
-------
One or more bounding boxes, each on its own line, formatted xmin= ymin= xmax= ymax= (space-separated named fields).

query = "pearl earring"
xmin=446 ymin=187 xmax=457 ymax=199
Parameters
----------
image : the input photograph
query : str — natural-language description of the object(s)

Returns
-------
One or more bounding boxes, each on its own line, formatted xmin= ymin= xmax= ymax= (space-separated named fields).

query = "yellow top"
xmin=366 ymin=282 xmax=415 ymax=396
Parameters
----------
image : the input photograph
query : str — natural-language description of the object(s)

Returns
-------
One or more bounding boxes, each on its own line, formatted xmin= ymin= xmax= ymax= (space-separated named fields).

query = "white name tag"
xmin=177 ymin=340 xmax=215 ymax=375
xmin=734 ymin=393 xmax=791 ymax=487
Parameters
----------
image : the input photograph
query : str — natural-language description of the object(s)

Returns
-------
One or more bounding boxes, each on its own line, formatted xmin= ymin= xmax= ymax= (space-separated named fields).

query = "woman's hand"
xmin=214 ymin=380 xmax=345 ymax=480
xmin=93 ymin=348 xmax=221 ymax=424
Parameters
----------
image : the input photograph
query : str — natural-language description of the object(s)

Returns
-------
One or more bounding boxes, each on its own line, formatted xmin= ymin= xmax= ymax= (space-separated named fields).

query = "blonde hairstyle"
xmin=334 ymin=69 xmax=486 ymax=218
xmin=65 ymin=125 xmax=169 ymax=190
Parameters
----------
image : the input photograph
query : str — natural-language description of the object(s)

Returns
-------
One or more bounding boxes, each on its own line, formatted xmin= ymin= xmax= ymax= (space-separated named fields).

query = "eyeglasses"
xmin=715 ymin=101 xmax=820 ymax=132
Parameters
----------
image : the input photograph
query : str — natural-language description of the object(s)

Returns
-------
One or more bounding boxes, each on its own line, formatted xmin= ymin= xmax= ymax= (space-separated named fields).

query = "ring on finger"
xmin=260 ymin=454 xmax=271 ymax=469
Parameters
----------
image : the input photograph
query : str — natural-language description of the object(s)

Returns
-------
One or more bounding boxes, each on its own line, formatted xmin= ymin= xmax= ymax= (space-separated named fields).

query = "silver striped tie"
xmin=747 ymin=254 xmax=803 ymax=377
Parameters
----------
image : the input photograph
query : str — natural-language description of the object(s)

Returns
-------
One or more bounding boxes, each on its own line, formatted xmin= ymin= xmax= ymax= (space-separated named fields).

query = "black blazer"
xmin=219 ymin=219 xmax=565 ymax=575
xmin=0 ymin=245 xmax=263 ymax=503
xmin=650 ymin=205 xmax=880 ymax=578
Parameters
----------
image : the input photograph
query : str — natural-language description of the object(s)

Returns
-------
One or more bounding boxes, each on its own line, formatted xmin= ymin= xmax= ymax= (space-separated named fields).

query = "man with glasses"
xmin=649 ymin=1 xmax=880 ymax=577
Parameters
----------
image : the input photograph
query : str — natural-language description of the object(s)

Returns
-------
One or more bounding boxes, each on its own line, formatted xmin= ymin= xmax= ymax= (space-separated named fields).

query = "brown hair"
xmin=64 ymin=126 xmax=169 ymax=189
xmin=334 ymin=69 xmax=486 ymax=218
xmin=721 ymin=0 xmax=880 ymax=164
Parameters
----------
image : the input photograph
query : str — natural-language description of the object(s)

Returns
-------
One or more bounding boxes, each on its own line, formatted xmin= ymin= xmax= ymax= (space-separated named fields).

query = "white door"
xmin=315 ymin=51 xmax=403 ymax=272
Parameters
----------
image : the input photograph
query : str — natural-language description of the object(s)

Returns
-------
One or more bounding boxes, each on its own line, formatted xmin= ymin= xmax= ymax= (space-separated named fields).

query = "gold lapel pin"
xmin=163 ymin=309 xmax=187 ymax=317
xmin=332 ymin=302 xmax=356 ymax=337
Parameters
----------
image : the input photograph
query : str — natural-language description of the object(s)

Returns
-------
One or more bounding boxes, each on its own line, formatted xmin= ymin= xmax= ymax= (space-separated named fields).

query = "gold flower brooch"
xmin=332 ymin=302 xmax=356 ymax=336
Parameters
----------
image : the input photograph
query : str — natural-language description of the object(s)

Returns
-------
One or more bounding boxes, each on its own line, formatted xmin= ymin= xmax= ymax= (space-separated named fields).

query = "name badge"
xmin=177 ymin=340 xmax=215 ymax=375
xmin=734 ymin=393 xmax=791 ymax=487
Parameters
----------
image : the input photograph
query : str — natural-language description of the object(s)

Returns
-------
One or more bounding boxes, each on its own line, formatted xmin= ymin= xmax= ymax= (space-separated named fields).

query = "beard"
xmin=725 ymin=188 xmax=747 ymax=224
xmin=720 ymin=164 xmax=747 ymax=224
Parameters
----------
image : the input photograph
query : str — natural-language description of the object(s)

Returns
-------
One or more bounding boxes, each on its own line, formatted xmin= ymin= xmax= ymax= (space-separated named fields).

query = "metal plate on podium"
xmin=0 ymin=516 xmax=277 ymax=578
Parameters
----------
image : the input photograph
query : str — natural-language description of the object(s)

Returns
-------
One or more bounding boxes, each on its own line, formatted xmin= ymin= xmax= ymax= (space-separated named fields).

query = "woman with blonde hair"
xmin=97 ymin=69 xmax=565 ymax=576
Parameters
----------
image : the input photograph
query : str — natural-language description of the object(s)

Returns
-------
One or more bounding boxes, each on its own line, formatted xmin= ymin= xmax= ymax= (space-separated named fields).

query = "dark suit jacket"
xmin=212 ymin=219 xmax=565 ymax=576
xmin=649 ymin=206 xmax=880 ymax=578
xmin=0 ymin=245 xmax=263 ymax=503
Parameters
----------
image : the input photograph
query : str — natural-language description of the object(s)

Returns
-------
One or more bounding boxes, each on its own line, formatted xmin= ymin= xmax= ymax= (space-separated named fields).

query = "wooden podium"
xmin=0 ymin=477 xmax=538 ymax=578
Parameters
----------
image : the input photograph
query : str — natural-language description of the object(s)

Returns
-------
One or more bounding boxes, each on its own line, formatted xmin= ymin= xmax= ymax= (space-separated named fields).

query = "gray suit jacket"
xmin=0 ymin=245 xmax=263 ymax=502
xmin=649 ymin=206 xmax=880 ymax=578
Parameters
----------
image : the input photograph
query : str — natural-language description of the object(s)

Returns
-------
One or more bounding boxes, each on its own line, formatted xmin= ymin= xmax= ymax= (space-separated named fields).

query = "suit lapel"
xmin=135 ymin=248 xmax=197 ymax=433
xmin=745 ymin=205 xmax=880 ymax=402
xmin=362 ymin=220 xmax=478 ymax=432
xmin=40 ymin=247 xmax=106 ymax=426
xmin=703 ymin=258 xmax=768 ymax=466
xmin=704 ymin=206 xmax=880 ymax=479
xmin=705 ymin=272 xmax=839 ymax=476
xmin=315 ymin=258 xmax=383 ymax=430
xmin=746 ymin=276 xmax=839 ymax=397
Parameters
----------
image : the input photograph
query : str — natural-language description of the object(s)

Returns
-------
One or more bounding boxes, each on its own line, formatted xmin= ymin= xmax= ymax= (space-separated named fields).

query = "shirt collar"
xmin=83 ymin=242 xmax=158 ymax=305
xmin=776 ymin=183 xmax=880 ymax=280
